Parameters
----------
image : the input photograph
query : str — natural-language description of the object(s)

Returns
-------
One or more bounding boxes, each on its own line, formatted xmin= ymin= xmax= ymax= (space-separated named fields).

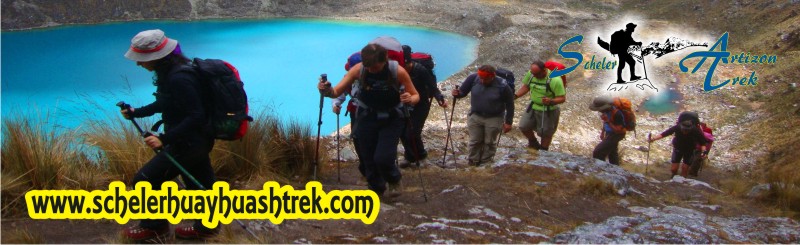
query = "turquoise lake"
xmin=1 ymin=19 xmax=478 ymax=135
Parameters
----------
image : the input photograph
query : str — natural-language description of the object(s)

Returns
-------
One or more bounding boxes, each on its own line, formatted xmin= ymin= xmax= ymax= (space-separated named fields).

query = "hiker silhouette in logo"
xmin=611 ymin=23 xmax=643 ymax=83
xmin=120 ymin=29 xmax=218 ymax=241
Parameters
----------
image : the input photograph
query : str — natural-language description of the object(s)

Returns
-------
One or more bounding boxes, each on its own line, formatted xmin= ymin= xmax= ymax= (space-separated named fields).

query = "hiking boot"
xmin=527 ymin=139 xmax=542 ymax=150
xmin=616 ymin=78 xmax=627 ymax=84
xmin=385 ymin=180 xmax=403 ymax=198
xmin=123 ymin=225 xmax=170 ymax=243
xmin=175 ymin=225 xmax=218 ymax=240
xmin=468 ymin=160 xmax=482 ymax=167
xmin=631 ymin=75 xmax=642 ymax=81
xmin=398 ymin=159 xmax=414 ymax=169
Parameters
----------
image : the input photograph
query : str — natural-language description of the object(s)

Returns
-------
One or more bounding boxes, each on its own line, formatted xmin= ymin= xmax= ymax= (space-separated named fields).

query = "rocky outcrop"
xmin=553 ymin=205 xmax=800 ymax=243
xmin=1 ymin=0 xmax=193 ymax=29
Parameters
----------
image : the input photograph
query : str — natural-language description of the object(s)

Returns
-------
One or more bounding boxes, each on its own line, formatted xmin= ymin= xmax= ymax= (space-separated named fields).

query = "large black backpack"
xmin=403 ymin=44 xmax=437 ymax=78
xmin=411 ymin=52 xmax=435 ymax=74
xmin=192 ymin=58 xmax=253 ymax=141
xmin=495 ymin=68 xmax=515 ymax=90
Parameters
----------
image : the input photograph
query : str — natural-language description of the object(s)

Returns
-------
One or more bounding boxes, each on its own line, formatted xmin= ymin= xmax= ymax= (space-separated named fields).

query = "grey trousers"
xmin=467 ymin=114 xmax=503 ymax=164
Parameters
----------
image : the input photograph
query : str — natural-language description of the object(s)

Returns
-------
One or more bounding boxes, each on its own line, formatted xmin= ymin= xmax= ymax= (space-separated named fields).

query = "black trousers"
xmin=593 ymin=132 xmax=625 ymax=165
xmin=134 ymin=139 xmax=215 ymax=231
xmin=355 ymin=110 xmax=403 ymax=195
xmin=400 ymin=99 xmax=432 ymax=162
xmin=617 ymin=53 xmax=637 ymax=82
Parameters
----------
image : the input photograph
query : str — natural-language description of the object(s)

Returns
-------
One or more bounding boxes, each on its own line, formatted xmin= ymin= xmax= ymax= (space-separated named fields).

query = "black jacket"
xmin=660 ymin=125 xmax=709 ymax=151
xmin=407 ymin=61 xmax=442 ymax=104
xmin=131 ymin=66 xmax=211 ymax=146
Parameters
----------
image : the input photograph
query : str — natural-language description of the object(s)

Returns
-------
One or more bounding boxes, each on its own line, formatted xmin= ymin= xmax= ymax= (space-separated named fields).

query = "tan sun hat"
xmin=124 ymin=29 xmax=178 ymax=62
xmin=589 ymin=96 xmax=613 ymax=111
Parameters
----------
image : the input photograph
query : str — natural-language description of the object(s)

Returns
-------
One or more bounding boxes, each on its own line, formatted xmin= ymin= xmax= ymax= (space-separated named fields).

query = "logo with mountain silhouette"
xmin=596 ymin=22 xmax=708 ymax=92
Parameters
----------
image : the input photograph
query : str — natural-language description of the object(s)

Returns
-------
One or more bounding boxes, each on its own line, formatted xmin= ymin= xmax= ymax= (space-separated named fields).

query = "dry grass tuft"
xmin=3 ymin=228 xmax=44 ymax=244
xmin=212 ymin=112 xmax=320 ymax=186
xmin=577 ymin=176 xmax=617 ymax=197
xmin=762 ymin=146 xmax=800 ymax=218
xmin=81 ymin=115 xmax=154 ymax=183
xmin=1 ymin=108 xmax=321 ymax=217
xmin=1 ymin=112 xmax=95 ymax=216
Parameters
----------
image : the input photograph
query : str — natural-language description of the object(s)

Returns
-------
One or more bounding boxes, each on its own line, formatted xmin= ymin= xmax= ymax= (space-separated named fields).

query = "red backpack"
xmin=411 ymin=52 xmax=435 ymax=73
xmin=545 ymin=60 xmax=568 ymax=88
xmin=697 ymin=122 xmax=715 ymax=150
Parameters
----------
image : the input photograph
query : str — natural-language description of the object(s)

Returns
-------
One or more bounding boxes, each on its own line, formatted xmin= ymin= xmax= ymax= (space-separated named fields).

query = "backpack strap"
xmin=606 ymin=107 xmax=629 ymax=134
xmin=355 ymin=60 xmax=403 ymax=112
xmin=609 ymin=107 xmax=627 ymax=128
xmin=359 ymin=60 xmax=399 ymax=91
xmin=526 ymin=70 xmax=554 ymax=94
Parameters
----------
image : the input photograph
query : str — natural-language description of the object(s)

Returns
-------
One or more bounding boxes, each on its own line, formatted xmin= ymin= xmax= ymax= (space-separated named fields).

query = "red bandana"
xmin=477 ymin=70 xmax=495 ymax=80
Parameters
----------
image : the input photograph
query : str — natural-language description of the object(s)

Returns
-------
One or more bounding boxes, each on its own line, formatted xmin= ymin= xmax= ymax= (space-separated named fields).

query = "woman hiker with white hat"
xmin=120 ymin=29 xmax=218 ymax=242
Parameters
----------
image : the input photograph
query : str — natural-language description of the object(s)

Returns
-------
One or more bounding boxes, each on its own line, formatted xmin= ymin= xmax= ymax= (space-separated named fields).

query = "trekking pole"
xmin=114 ymin=101 xmax=186 ymax=187
xmin=641 ymin=49 xmax=649 ymax=80
xmin=117 ymin=101 xmax=262 ymax=242
xmin=442 ymin=85 xmax=459 ymax=166
xmin=401 ymin=89 xmax=428 ymax=202
xmin=437 ymin=102 xmax=449 ymax=168
xmin=336 ymin=111 xmax=341 ymax=183
xmin=313 ymin=74 xmax=328 ymax=180
xmin=645 ymin=132 xmax=652 ymax=175
xmin=496 ymin=131 xmax=504 ymax=149
xmin=449 ymin=85 xmax=460 ymax=165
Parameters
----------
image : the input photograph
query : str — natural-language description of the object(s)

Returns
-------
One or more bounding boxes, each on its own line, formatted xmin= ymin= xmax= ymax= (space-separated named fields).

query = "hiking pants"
xmin=355 ymin=110 xmax=403 ymax=195
xmin=593 ymin=132 xmax=625 ymax=165
xmin=132 ymin=139 xmax=215 ymax=232
xmin=400 ymin=99 xmax=432 ymax=162
xmin=467 ymin=114 xmax=503 ymax=164
xmin=519 ymin=107 xmax=560 ymax=138
xmin=671 ymin=147 xmax=695 ymax=165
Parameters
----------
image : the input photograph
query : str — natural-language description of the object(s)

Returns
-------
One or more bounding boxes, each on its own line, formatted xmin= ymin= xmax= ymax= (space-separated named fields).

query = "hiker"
xmin=119 ymin=29 xmax=217 ymax=241
xmin=648 ymin=113 xmax=709 ymax=178
xmin=610 ymin=23 xmax=643 ymax=83
xmin=319 ymin=43 xmax=420 ymax=197
xmin=589 ymin=96 xmax=627 ymax=165
xmin=399 ymin=45 xmax=447 ymax=168
xmin=452 ymin=65 xmax=514 ymax=166
xmin=332 ymin=52 xmax=366 ymax=176
xmin=515 ymin=60 xmax=566 ymax=151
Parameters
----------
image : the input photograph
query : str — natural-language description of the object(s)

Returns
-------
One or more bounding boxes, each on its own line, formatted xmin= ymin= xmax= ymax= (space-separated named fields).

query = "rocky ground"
xmin=2 ymin=0 xmax=799 ymax=243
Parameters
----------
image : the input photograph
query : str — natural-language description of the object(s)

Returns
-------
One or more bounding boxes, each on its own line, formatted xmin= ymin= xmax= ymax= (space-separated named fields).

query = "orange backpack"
xmin=611 ymin=97 xmax=636 ymax=133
